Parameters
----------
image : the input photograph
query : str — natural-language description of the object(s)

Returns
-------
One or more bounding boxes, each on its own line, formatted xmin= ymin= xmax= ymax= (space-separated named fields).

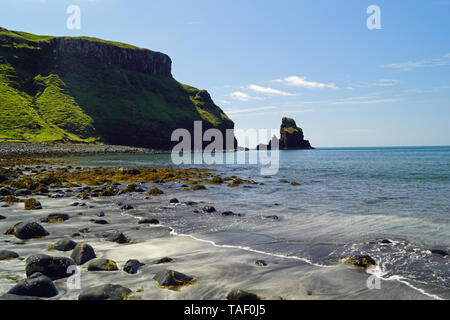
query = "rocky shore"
xmin=0 ymin=159 xmax=437 ymax=300
xmin=0 ymin=143 xmax=165 ymax=157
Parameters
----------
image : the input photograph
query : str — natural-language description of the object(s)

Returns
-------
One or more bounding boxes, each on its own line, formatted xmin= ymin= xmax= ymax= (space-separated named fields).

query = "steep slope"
xmin=0 ymin=27 xmax=235 ymax=149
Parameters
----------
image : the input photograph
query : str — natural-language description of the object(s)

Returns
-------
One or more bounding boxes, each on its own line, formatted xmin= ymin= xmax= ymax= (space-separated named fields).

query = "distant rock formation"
xmin=257 ymin=117 xmax=314 ymax=150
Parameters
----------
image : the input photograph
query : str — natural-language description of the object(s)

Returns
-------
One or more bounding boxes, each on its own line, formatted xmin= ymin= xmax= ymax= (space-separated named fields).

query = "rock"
xmin=272 ymin=117 xmax=313 ymax=150
xmin=93 ymin=219 xmax=109 ymax=225
xmin=264 ymin=215 xmax=279 ymax=220
xmin=169 ymin=198 xmax=179 ymax=204
xmin=120 ymin=204 xmax=134 ymax=210
xmin=146 ymin=187 xmax=164 ymax=196
xmin=87 ymin=259 xmax=118 ymax=271
xmin=138 ymin=218 xmax=159 ymax=225
xmin=154 ymin=257 xmax=174 ymax=264
xmin=0 ymin=250 xmax=19 ymax=260
xmin=227 ymin=289 xmax=262 ymax=300
xmin=24 ymin=198 xmax=42 ymax=210
xmin=380 ymin=239 xmax=392 ymax=244
xmin=222 ymin=211 xmax=242 ymax=217
xmin=202 ymin=206 xmax=216 ymax=213
xmin=123 ymin=259 xmax=145 ymax=274
xmin=0 ymin=293 xmax=41 ymax=300
xmin=96 ymin=211 xmax=105 ymax=217
xmin=25 ymin=254 xmax=76 ymax=279
xmin=153 ymin=270 xmax=196 ymax=289
xmin=71 ymin=243 xmax=96 ymax=265
xmin=71 ymin=202 xmax=80 ymax=206
xmin=345 ymin=255 xmax=377 ymax=269
xmin=431 ymin=249 xmax=448 ymax=257
xmin=14 ymin=222 xmax=49 ymax=240
xmin=40 ymin=213 xmax=70 ymax=223
xmin=7 ymin=272 xmax=58 ymax=298
xmin=78 ymin=284 xmax=132 ymax=300
xmin=255 ymin=260 xmax=267 ymax=266
xmin=14 ymin=189 xmax=32 ymax=196
xmin=0 ymin=215 xmax=6 ymax=220
xmin=51 ymin=239 xmax=77 ymax=252
xmin=106 ymin=231 xmax=128 ymax=244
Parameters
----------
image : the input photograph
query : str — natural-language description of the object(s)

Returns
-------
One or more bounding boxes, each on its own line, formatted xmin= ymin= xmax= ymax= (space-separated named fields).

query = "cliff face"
xmin=0 ymin=27 xmax=235 ymax=149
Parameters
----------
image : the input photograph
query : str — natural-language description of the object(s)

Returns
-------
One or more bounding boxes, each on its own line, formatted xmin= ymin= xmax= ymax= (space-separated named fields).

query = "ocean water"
xmin=68 ymin=146 xmax=450 ymax=299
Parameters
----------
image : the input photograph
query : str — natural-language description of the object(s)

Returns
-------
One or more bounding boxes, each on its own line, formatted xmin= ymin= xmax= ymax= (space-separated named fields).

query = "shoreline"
xmin=0 ymin=142 xmax=170 ymax=157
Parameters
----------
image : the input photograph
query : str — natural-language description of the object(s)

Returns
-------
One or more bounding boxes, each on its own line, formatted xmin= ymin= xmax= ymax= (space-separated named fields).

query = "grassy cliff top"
xmin=0 ymin=27 xmax=143 ymax=50
xmin=281 ymin=117 xmax=303 ymax=134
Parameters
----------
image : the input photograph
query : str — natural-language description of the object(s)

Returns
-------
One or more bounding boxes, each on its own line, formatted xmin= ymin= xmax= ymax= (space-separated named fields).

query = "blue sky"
xmin=2 ymin=0 xmax=450 ymax=147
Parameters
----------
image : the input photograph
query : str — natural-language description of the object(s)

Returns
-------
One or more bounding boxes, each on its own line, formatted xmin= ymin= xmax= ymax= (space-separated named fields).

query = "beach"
xmin=0 ymin=146 xmax=449 ymax=300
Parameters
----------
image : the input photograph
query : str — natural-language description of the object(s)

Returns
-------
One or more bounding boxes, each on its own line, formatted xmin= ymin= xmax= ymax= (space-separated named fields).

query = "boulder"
xmin=106 ymin=231 xmax=128 ymax=244
xmin=24 ymin=198 xmax=42 ymax=210
xmin=51 ymin=239 xmax=77 ymax=252
xmin=431 ymin=249 xmax=448 ymax=257
xmin=7 ymin=272 xmax=58 ymax=298
xmin=87 ymin=259 xmax=118 ymax=271
xmin=0 ymin=215 xmax=6 ymax=220
xmin=202 ymin=206 xmax=216 ymax=213
xmin=0 ymin=250 xmax=19 ymax=260
xmin=14 ymin=222 xmax=49 ymax=240
xmin=78 ymin=284 xmax=132 ymax=300
xmin=25 ymin=254 xmax=76 ymax=279
xmin=41 ymin=213 xmax=70 ymax=223
xmin=70 ymin=243 xmax=96 ymax=265
xmin=255 ymin=260 xmax=267 ymax=266
xmin=227 ymin=289 xmax=262 ymax=300
xmin=123 ymin=259 xmax=145 ymax=274
xmin=345 ymin=255 xmax=377 ymax=269
xmin=154 ymin=257 xmax=174 ymax=264
xmin=169 ymin=198 xmax=179 ymax=204
xmin=138 ymin=218 xmax=159 ymax=225
xmin=153 ymin=269 xmax=196 ymax=289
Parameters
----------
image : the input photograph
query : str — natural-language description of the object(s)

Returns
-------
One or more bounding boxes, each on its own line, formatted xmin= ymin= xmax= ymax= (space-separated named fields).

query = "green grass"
xmin=0 ymin=27 xmax=234 ymax=147
xmin=281 ymin=117 xmax=303 ymax=134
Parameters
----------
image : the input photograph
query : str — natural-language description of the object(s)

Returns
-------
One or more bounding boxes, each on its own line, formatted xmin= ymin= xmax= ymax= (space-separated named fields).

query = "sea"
xmin=67 ymin=146 xmax=450 ymax=299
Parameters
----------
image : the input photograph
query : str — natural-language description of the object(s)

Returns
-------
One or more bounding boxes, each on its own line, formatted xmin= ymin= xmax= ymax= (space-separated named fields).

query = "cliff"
xmin=0 ymin=27 xmax=235 ymax=149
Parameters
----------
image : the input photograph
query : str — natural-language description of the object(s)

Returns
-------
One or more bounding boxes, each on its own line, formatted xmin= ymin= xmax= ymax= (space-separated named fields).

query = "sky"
xmin=1 ymin=0 xmax=450 ymax=147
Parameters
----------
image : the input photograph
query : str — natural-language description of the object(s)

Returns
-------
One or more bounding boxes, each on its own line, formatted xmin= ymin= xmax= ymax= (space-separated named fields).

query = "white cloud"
xmin=224 ymin=106 xmax=277 ymax=115
xmin=228 ymin=91 xmax=264 ymax=102
xmin=273 ymin=76 xmax=337 ymax=89
xmin=383 ymin=53 xmax=450 ymax=70
xmin=247 ymin=84 xmax=296 ymax=96
xmin=332 ymin=96 xmax=400 ymax=105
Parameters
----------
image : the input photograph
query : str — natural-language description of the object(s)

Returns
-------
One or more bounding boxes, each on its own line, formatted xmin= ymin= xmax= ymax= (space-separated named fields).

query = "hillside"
xmin=0 ymin=27 xmax=235 ymax=149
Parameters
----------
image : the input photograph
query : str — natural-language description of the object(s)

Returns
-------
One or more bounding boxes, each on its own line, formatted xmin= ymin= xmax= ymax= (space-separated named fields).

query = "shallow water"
xmin=66 ymin=146 xmax=450 ymax=299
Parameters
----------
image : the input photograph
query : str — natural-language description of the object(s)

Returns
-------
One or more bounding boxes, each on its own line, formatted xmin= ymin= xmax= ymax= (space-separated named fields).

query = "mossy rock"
xmin=106 ymin=231 xmax=129 ymax=244
xmin=153 ymin=270 xmax=197 ymax=291
xmin=49 ymin=239 xmax=77 ymax=252
xmin=227 ymin=289 xmax=262 ymax=300
xmin=345 ymin=255 xmax=377 ymax=270
xmin=87 ymin=259 xmax=118 ymax=271
xmin=78 ymin=284 xmax=132 ymax=300
xmin=25 ymin=254 xmax=76 ymax=279
xmin=7 ymin=272 xmax=58 ymax=298
xmin=123 ymin=259 xmax=145 ymax=274
xmin=70 ymin=243 xmax=96 ymax=265
xmin=24 ymin=198 xmax=42 ymax=210
xmin=146 ymin=187 xmax=164 ymax=195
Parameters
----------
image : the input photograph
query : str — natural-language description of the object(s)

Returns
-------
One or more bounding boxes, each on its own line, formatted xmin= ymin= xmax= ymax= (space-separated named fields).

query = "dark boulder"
xmin=169 ymin=198 xmax=179 ymax=204
xmin=138 ymin=218 xmax=159 ymax=225
xmin=255 ymin=260 xmax=267 ymax=266
xmin=0 ymin=215 xmax=6 ymax=220
xmin=51 ymin=239 xmax=77 ymax=252
xmin=14 ymin=222 xmax=49 ymax=240
xmin=431 ymin=249 xmax=448 ymax=257
xmin=87 ymin=259 xmax=118 ymax=271
xmin=40 ymin=213 xmax=70 ymax=223
xmin=93 ymin=219 xmax=109 ymax=225
xmin=0 ymin=293 xmax=41 ymax=300
xmin=0 ymin=250 xmax=19 ymax=260
xmin=202 ymin=206 xmax=216 ymax=213
xmin=7 ymin=272 xmax=58 ymax=298
xmin=153 ymin=270 xmax=196 ymax=289
xmin=106 ymin=231 xmax=128 ymax=244
xmin=123 ymin=259 xmax=145 ymax=274
xmin=25 ymin=254 xmax=76 ymax=279
xmin=78 ymin=284 xmax=132 ymax=300
xmin=70 ymin=243 xmax=96 ymax=265
xmin=154 ymin=257 xmax=174 ymax=264
xmin=24 ymin=198 xmax=42 ymax=210
xmin=227 ymin=289 xmax=262 ymax=300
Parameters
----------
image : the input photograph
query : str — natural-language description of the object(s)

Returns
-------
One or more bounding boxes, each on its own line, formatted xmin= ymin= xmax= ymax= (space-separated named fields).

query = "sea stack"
xmin=262 ymin=117 xmax=313 ymax=150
